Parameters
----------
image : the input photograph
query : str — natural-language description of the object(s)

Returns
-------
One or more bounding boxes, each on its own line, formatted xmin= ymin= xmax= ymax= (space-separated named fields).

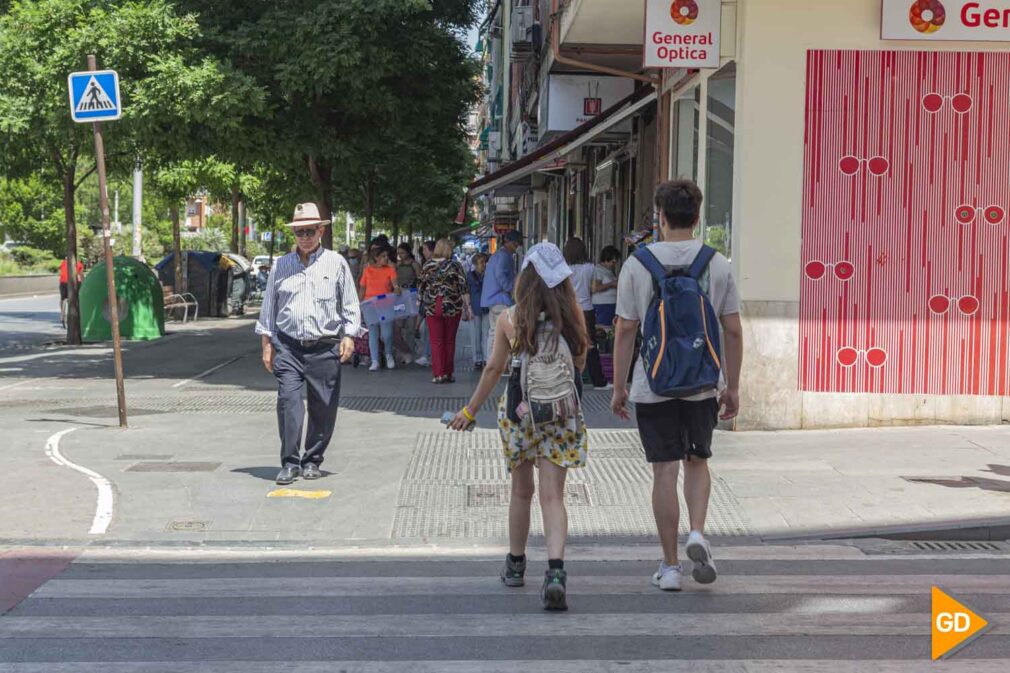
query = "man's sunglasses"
xmin=293 ymin=228 xmax=320 ymax=239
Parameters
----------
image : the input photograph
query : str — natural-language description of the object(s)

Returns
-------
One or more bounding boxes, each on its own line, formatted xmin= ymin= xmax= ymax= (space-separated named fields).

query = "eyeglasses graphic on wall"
xmin=804 ymin=260 xmax=855 ymax=281
xmin=928 ymin=294 xmax=980 ymax=316
xmin=836 ymin=347 xmax=888 ymax=369
xmin=922 ymin=93 xmax=973 ymax=114
xmin=838 ymin=156 xmax=889 ymax=177
xmin=955 ymin=205 xmax=1005 ymax=226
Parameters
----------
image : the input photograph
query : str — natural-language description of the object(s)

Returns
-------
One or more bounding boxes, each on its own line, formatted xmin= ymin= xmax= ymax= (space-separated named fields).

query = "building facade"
xmin=470 ymin=0 xmax=1010 ymax=430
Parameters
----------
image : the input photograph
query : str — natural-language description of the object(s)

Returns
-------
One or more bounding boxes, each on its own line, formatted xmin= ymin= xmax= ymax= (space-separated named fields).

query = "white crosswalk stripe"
xmin=1 ymin=550 xmax=1009 ymax=671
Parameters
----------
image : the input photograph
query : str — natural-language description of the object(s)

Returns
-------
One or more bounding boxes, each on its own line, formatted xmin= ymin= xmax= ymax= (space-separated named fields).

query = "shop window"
xmin=704 ymin=62 xmax=736 ymax=258
xmin=672 ymin=86 xmax=700 ymax=183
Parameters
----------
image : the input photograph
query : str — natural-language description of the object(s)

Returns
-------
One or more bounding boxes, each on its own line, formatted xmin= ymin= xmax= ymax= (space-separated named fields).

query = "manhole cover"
xmin=127 ymin=462 xmax=221 ymax=473
xmin=167 ymin=519 xmax=209 ymax=532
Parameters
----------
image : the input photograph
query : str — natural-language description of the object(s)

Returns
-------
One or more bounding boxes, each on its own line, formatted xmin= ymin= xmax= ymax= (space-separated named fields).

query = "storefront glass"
xmin=704 ymin=62 xmax=736 ymax=258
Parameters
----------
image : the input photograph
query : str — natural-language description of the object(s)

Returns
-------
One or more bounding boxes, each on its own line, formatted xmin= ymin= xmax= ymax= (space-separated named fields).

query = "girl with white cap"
xmin=448 ymin=242 xmax=589 ymax=611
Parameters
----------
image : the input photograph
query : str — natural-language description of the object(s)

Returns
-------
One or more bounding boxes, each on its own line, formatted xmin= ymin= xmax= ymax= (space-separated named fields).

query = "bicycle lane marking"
xmin=44 ymin=428 xmax=114 ymax=535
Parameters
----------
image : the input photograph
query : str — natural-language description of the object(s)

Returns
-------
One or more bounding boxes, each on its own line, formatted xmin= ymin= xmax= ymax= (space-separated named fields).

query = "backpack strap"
xmin=688 ymin=245 xmax=717 ymax=280
xmin=633 ymin=248 xmax=669 ymax=284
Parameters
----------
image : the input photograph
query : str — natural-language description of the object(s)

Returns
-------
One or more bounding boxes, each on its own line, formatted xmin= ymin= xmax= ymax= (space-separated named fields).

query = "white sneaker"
xmin=368 ymin=360 xmax=380 ymax=372
xmin=415 ymin=356 xmax=431 ymax=366
xmin=685 ymin=531 xmax=717 ymax=584
xmin=385 ymin=354 xmax=396 ymax=370
xmin=651 ymin=562 xmax=683 ymax=591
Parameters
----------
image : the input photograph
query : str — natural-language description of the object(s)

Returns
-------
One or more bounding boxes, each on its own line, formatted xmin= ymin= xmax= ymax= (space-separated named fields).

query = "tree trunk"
xmin=306 ymin=156 xmax=334 ymax=249
xmin=407 ymin=219 xmax=414 ymax=248
xmin=391 ymin=214 xmax=401 ymax=245
xmin=170 ymin=203 xmax=183 ymax=293
xmin=230 ymin=183 xmax=240 ymax=253
xmin=364 ymin=172 xmax=375 ymax=246
xmin=238 ymin=200 xmax=246 ymax=258
xmin=268 ymin=212 xmax=276 ymax=264
xmin=62 ymin=167 xmax=81 ymax=345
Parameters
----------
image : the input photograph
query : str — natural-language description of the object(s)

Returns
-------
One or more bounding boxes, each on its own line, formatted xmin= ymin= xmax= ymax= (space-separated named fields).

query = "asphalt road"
xmin=0 ymin=547 xmax=1007 ymax=670
xmin=0 ymin=293 xmax=64 ymax=353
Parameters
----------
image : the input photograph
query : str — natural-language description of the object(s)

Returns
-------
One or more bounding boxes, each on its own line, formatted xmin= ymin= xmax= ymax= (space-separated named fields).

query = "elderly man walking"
xmin=256 ymin=203 xmax=361 ymax=485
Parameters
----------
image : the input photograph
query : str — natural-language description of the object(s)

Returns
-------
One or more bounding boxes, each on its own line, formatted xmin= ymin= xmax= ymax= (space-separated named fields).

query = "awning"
xmin=468 ymin=85 xmax=657 ymax=199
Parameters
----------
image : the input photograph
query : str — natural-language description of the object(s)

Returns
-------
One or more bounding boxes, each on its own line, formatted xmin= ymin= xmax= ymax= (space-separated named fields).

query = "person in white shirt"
xmin=563 ymin=237 xmax=608 ymax=389
xmin=610 ymin=180 xmax=744 ymax=593
xmin=591 ymin=245 xmax=621 ymax=328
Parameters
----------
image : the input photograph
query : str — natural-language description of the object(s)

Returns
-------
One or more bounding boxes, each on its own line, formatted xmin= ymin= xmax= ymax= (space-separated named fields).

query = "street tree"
xmin=178 ymin=0 xmax=481 ymax=250
xmin=0 ymin=0 xmax=261 ymax=343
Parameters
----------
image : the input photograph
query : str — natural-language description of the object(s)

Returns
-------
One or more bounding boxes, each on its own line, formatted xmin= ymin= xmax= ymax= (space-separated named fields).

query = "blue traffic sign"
xmin=68 ymin=70 xmax=122 ymax=123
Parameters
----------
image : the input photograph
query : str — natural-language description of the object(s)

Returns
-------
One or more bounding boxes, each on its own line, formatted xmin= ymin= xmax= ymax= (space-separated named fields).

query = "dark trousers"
xmin=274 ymin=334 xmax=342 ymax=469
xmin=583 ymin=309 xmax=607 ymax=387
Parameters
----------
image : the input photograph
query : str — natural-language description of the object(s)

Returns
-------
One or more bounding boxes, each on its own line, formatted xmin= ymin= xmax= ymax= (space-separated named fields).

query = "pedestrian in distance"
xmin=395 ymin=243 xmax=423 ymax=365
xmin=481 ymin=229 xmax=524 ymax=362
xmin=359 ymin=247 xmax=400 ymax=372
xmin=414 ymin=240 xmax=437 ymax=367
xmin=467 ymin=252 xmax=489 ymax=369
xmin=58 ymin=257 xmax=83 ymax=328
xmin=564 ymin=237 xmax=609 ymax=389
xmin=418 ymin=238 xmax=471 ymax=384
xmin=610 ymin=179 xmax=744 ymax=591
xmin=448 ymin=242 xmax=590 ymax=612
xmin=255 ymin=203 xmax=361 ymax=486
xmin=591 ymin=245 xmax=621 ymax=328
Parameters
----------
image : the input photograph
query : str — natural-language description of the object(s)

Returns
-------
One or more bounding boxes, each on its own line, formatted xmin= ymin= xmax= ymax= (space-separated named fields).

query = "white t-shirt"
xmin=615 ymin=240 xmax=740 ymax=404
xmin=591 ymin=264 xmax=618 ymax=305
xmin=569 ymin=263 xmax=595 ymax=311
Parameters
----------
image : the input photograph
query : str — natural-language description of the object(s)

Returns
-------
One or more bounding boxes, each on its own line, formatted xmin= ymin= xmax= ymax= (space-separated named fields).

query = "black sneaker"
xmin=541 ymin=569 xmax=568 ymax=611
xmin=501 ymin=555 xmax=526 ymax=587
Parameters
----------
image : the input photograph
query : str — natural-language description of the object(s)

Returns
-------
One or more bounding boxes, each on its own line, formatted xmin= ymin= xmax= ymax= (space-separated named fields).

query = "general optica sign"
xmin=883 ymin=1 xmax=1010 ymax=41
xmin=643 ymin=0 xmax=721 ymax=69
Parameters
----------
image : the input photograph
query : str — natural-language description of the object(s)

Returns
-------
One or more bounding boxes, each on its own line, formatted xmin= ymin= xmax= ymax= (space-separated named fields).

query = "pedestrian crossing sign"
xmin=68 ymin=70 xmax=122 ymax=123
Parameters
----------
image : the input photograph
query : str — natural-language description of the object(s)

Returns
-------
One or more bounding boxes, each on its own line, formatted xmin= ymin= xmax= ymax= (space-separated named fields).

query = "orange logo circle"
xmin=909 ymin=0 xmax=946 ymax=34
xmin=671 ymin=0 xmax=699 ymax=26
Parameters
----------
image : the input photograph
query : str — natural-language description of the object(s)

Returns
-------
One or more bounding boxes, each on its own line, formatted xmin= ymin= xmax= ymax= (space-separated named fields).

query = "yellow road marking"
xmin=267 ymin=488 xmax=332 ymax=500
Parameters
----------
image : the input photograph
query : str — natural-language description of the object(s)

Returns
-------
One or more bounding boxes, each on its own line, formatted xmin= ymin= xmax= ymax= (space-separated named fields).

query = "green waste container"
xmin=81 ymin=256 xmax=165 ymax=342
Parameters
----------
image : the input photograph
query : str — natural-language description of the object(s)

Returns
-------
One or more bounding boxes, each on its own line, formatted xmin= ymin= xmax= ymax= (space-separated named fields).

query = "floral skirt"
xmin=497 ymin=394 xmax=588 ymax=473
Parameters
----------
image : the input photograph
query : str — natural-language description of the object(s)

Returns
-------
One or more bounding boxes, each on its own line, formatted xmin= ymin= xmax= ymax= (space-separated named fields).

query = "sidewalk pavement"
xmin=0 ymin=313 xmax=1008 ymax=548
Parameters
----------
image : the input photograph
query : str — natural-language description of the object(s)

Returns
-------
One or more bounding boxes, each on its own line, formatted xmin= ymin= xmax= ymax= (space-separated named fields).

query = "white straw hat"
xmin=286 ymin=203 xmax=331 ymax=228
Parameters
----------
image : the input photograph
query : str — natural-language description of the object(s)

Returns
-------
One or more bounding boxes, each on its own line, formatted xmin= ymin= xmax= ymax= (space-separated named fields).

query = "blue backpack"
xmin=634 ymin=245 xmax=722 ymax=398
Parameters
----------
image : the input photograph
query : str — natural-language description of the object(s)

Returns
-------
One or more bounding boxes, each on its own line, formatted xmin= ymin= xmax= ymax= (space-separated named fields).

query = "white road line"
xmin=172 ymin=356 xmax=243 ymax=389
xmin=44 ymin=428 xmax=114 ymax=535
xmin=0 ymin=380 xmax=29 ymax=391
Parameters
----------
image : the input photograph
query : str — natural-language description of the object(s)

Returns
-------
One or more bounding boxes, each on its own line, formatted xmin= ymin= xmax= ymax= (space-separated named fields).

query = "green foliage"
xmin=0 ymin=176 xmax=65 ymax=255
xmin=9 ymin=246 xmax=59 ymax=271
xmin=183 ymin=227 xmax=228 ymax=253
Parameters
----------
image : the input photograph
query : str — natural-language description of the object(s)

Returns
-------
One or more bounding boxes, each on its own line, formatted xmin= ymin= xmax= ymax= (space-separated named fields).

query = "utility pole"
xmin=84 ymin=54 xmax=128 ymax=428
xmin=132 ymin=160 xmax=143 ymax=259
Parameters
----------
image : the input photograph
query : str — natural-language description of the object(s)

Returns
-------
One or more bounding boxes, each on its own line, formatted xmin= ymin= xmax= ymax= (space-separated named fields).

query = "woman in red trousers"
xmin=418 ymin=238 xmax=472 ymax=383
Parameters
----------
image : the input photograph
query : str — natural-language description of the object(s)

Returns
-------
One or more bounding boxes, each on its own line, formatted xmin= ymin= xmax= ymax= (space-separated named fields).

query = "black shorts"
xmin=59 ymin=282 xmax=68 ymax=301
xmin=635 ymin=397 xmax=719 ymax=463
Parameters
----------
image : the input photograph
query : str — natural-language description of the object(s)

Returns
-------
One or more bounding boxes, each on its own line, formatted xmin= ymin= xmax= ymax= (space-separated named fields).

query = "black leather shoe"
xmin=275 ymin=466 xmax=300 ymax=485
xmin=302 ymin=464 xmax=322 ymax=480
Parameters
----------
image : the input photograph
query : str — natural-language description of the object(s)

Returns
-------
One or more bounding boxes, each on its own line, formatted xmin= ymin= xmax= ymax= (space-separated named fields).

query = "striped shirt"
xmin=255 ymin=247 xmax=362 ymax=341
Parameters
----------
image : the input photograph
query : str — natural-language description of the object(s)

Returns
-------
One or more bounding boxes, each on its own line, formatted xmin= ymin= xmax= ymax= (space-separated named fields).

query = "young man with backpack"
xmin=610 ymin=179 xmax=744 ymax=591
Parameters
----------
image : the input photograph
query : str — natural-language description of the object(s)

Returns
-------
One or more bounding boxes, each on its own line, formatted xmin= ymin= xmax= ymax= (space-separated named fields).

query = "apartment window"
xmin=704 ymin=62 xmax=736 ymax=258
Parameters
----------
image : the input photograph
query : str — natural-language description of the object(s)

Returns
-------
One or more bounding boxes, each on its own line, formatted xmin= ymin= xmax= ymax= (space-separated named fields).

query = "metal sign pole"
xmin=87 ymin=54 xmax=128 ymax=428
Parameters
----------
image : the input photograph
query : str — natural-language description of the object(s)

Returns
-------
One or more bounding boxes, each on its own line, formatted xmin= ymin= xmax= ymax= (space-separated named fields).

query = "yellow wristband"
xmin=461 ymin=406 xmax=475 ymax=422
